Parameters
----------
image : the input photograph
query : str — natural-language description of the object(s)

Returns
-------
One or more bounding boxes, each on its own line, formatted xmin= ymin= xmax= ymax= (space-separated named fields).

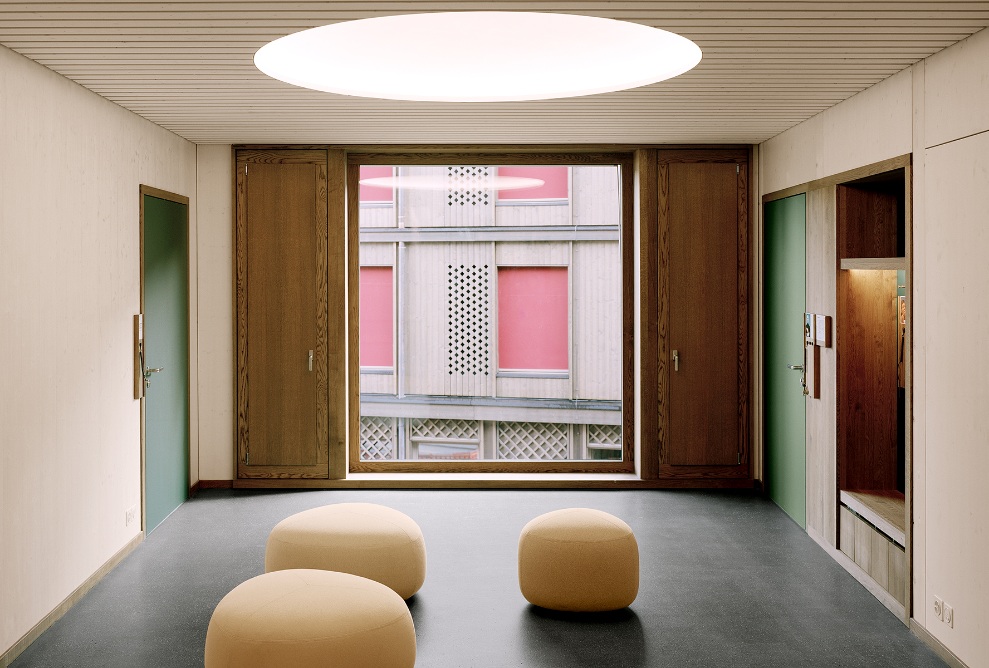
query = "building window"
xmin=355 ymin=160 xmax=625 ymax=469
xmin=359 ymin=266 xmax=393 ymax=369
xmin=496 ymin=166 xmax=569 ymax=202
xmin=359 ymin=165 xmax=394 ymax=203
xmin=497 ymin=266 xmax=568 ymax=373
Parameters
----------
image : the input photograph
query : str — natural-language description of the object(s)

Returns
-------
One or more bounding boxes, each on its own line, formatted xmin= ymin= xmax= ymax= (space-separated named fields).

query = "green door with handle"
xmin=143 ymin=192 xmax=190 ymax=533
xmin=764 ymin=195 xmax=807 ymax=527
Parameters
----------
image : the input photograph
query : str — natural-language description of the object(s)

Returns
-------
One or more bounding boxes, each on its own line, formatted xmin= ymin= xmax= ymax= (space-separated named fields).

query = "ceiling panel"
xmin=1 ymin=1 xmax=987 ymax=145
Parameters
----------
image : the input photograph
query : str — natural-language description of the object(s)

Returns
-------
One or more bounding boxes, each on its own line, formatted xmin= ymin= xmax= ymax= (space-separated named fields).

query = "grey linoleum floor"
xmin=12 ymin=489 xmax=945 ymax=668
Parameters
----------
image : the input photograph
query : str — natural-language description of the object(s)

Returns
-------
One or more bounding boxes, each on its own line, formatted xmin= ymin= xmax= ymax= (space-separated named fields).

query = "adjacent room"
xmin=2 ymin=3 xmax=988 ymax=667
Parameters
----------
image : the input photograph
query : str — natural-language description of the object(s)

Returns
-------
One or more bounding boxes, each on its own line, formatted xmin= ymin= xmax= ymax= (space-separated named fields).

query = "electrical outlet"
xmin=125 ymin=505 xmax=137 ymax=527
xmin=933 ymin=596 xmax=944 ymax=621
xmin=944 ymin=604 xmax=954 ymax=628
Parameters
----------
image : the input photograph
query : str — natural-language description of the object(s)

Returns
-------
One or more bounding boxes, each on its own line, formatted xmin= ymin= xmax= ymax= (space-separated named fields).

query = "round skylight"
xmin=255 ymin=12 xmax=702 ymax=102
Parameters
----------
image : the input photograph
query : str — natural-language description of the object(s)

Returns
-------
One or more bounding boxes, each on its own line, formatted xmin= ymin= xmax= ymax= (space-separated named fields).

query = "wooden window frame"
xmin=346 ymin=152 xmax=635 ymax=474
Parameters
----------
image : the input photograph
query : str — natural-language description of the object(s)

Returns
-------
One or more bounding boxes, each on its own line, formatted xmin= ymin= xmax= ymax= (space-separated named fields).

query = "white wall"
xmin=761 ymin=27 xmax=989 ymax=668
xmin=0 ymin=44 xmax=196 ymax=657
xmin=196 ymin=145 xmax=235 ymax=481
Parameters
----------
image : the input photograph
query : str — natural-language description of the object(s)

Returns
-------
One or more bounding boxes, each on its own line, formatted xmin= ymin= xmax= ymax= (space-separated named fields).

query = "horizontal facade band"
xmin=359 ymin=225 xmax=620 ymax=244
xmin=361 ymin=393 xmax=621 ymax=425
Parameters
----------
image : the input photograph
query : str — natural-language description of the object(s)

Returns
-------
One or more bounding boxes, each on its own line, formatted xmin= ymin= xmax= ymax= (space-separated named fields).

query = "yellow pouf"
xmin=265 ymin=503 xmax=426 ymax=599
xmin=204 ymin=569 xmax=415 ymax=668
xmin=518 ymin=507 xmax=639 ymax=612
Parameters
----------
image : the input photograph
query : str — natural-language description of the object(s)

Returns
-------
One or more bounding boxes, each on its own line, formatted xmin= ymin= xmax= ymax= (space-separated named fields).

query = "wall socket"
xmin=933 ymin=596 xmax=944 ymax=621
xmin=125 ymin=505 xmax=137 ymax=527
xmin=944 ymin=604 xmax=954 ymax=628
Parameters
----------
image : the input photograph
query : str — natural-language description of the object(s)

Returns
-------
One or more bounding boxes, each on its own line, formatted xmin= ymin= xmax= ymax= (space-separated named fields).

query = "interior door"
xmin=142 ymin=189 xmax=190 ymax=533
xmin=236 ymin=151 xmax=329 ymax=478
xmin=659 ymin=153 xmax=749 ymax=477
xmin=764 ymin=194 xmax=807 ymax=527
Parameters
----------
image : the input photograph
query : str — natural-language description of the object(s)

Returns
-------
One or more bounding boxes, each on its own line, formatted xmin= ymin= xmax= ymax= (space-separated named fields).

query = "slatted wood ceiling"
xmin=1 ymin=2 xmax=987 ymax=145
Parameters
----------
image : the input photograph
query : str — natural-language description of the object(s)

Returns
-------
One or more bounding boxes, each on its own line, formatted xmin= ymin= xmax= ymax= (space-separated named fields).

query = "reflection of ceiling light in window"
xmin=359 ymin=175 xmax=544 ymax=191
xmin=255 ymin=12 xmax=702 ymax=102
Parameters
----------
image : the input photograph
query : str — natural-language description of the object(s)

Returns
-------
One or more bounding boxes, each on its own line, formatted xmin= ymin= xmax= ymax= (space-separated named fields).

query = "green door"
xmin=764 ymin=195 xmax=807 ymax=527
xmin=143 ymin=193 xmax=189 ymax=533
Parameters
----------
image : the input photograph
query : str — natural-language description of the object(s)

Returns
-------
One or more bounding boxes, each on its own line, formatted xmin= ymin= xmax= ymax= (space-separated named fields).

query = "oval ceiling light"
xmin=359 ymin=175 xmax=545 ymax=191
xmin=255 ymin=12 xmax=702 ymax=102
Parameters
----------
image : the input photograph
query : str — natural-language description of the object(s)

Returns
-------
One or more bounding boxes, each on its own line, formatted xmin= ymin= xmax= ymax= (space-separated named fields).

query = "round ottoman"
xmin=265 ymin=503 xmax=426 ymax=599
xmin=204 ymin=569 xmax=415 ymax=667
xmin=518 ymin=507 xmax=639 ymax=612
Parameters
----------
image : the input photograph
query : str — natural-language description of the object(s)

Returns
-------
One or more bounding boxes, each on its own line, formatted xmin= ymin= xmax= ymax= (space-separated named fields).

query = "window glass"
xmin=358 ymin=164 xmax=621 ymax=462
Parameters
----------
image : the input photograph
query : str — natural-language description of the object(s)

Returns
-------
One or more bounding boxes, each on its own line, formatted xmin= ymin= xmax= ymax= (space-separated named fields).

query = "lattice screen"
xmin=447 ymin=166 xmax=490 ymax=206
xmin=360 ymin=416 xmax=396 ymax=460
xmin=497 ymin=421 xmax=569 ymax=460
xmin=587 ymin=423 xmax=622 ymax=448
xmin=408 ymin=418 xmax=480 ymax=441
xmin=447 ymin=264 xmax=490 ymax=376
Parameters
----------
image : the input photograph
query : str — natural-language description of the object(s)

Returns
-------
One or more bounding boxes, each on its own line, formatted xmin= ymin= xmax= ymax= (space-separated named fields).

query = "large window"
xmin=353 ymin=159 xmax=629 ymax=470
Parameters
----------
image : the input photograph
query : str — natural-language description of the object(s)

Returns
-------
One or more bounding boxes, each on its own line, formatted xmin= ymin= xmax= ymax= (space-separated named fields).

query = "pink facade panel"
xmin=360 ymin=266 xmax=393 ymax=367
xmin=497 ymin=166 xmax=569 ymax=200
xmin=359 ymin=165 xmax=394 ymax=203
xmin=498 ymin=267 xmax=568 ymax=371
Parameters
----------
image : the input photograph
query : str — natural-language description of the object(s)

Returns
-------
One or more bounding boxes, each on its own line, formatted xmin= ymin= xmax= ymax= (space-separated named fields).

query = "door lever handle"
xmin=786 ymin=364 xmax=803 ymax=371
xmin=143 ymin=366 xmax=164 ymax=378
xmin=672 ymin=349 xmax=680 ymax=372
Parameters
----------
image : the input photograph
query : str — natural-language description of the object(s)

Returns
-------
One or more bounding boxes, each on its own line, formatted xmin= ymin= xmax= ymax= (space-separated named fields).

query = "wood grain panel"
xmin=668 ymin=161 xmax=740 ymax=466
xmin=327 ymin=148 xmax=347 ymax=479
xmin=888 ymin=544 xmax=907 ymax=606
xmin=245 ymin=162 xmax=318 ymax=467
xmin=236 ymin=149 xmax=329 ymax=479
xmin=839 ymin=505 xmax=856 ymax=560
xmin=854 ymin=512 xmax=873 ymax=573
xmin=870 ymin=528 xmax=890 ymax=589
xmin=623 ymin=149 xmax=667 ymax=480
xmin=805 ymin=186 xmax=838 ymax=546
xmin=837 ymin=183 xmax=901 ymax=260
xmin=837 ymin=269 xmax=899 ymax=491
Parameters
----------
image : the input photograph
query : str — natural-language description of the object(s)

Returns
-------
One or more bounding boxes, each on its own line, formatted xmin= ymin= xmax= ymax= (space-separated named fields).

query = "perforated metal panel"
xmin=447 ymin=166 xmax=490 ymax=207
xmin=497 ymin=421 xmax=569 ymax=460
xmin=587 ymin=423 xmax=622 ymax=448
xmin=447 ymin=264 xmax=490 ymax=377
xmin=360 ymin=416 xmax=396 ymax=460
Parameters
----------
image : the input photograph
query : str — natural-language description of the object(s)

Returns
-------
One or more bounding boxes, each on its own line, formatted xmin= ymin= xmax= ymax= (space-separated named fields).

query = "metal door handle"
xmin=787 ymin=364 xmax=803 ymax=371
xmin=308 ymin=350 xmax=313 ymax=372
xmin=672 ymin=349 xmax=679 ymax=372
xmin=143 ymin=366 xmax=164 ymax=378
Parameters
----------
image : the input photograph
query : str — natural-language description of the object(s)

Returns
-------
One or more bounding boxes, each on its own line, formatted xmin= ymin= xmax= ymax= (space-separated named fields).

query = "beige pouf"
xmin=265 ymin=502 xmax=426 ymax=599
xmin=518 ymin=507 xmax=639 ymax=612
xmin=204 ymin=569 xmax=415 ymax=668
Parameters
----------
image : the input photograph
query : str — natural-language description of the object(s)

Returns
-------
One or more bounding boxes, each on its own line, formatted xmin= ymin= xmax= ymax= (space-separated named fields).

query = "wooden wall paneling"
xmin=619 ymin=154 xmax=636 ymax=470
xmin=870 ymin=529 xmax=891 ymax=589
xmin=839 ymin=505 xmax=857 ymax=560
xmin=348 ymin=150 xmax=362 ymax=478
xmin=636 ymin=149 xmax=660 ymax=479
xmin=854 ymin=512 xmax=874 ymax=574
xmin=837 ymin=269 xmax=899 ymax=491
xmin=889 ymin=544 xmax=908 ymax=606
xmin=328 ymin=148 xmax=347 ymax=479
xmin=805 ymin=186 xmax=839 ymax=545
xmin=737 ymin=162 xmax=751 ymax=470
xmin=836 ymin=184 xmax=900 ymax=260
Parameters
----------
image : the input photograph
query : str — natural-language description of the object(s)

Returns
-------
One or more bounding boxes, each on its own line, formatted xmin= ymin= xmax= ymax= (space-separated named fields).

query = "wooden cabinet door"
xmin=237 ymin=150 xmax=329 ymax=479
xmin=658 ymin=151 xmax=750 ymax=479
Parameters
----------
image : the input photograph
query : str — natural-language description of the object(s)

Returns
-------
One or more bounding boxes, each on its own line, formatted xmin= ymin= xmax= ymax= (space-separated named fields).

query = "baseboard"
xmin=197 ymin=479 xmax=233 ymax=490
xmin=0 ymin=532 xmax=144 ymax=668
xmin=807 ymin=526 xmax=906 ymax=622
xmin=910 ymin=620 xmax=970 ymax=668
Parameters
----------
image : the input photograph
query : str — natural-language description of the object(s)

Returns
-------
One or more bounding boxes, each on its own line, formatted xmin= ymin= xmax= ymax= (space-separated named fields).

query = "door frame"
xmin=139 ymin=184 xmax=191 ymax=532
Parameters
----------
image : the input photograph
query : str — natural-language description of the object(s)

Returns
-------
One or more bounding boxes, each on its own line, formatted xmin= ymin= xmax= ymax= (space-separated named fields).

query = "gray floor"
xmin=12 ymin=489 xmax=945 ymax=667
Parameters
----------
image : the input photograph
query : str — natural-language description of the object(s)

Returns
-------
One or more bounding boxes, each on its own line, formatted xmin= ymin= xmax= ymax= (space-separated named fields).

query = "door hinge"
xmin=738 ymin=452 xmax=741 ymax=465
xmin=245 ymin=163 xmax=248 ymax=175
xmin=246 ymin=450 xmax=250 ymax=466
xmin=736 ymin=163 xmax=740 ymax=174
